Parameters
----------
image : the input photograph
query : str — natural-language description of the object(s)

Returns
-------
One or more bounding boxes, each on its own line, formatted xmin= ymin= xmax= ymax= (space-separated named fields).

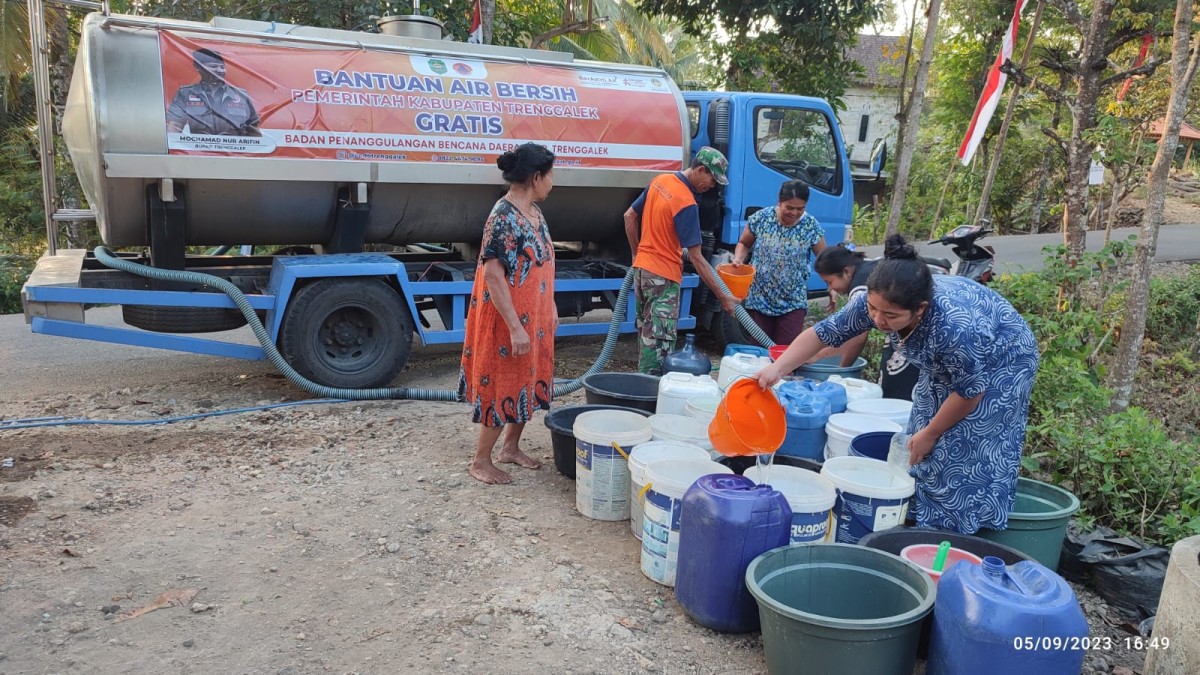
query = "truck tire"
xmin=718 ymin=309 xmax=759 ymax=350
xmin=279 ymin=278 xmax=414 ymax=389
xmin=122 ymin=304 xmax=248 ymax=333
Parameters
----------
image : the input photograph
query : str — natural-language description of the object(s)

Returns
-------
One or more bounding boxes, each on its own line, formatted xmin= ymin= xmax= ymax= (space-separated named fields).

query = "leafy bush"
xmin=0 ymin=248 xmax=36 ymax=315
xmin=996 ymin=243 xmax=1199 ymax=545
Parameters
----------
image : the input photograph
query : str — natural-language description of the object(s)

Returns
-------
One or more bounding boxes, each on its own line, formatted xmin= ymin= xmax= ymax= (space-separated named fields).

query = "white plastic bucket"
xmin=717 ymin=353 xmax=772 ymax=391
xmin=640 ymin=459 xmax=733 ymax=586
xmin=846 ymin=398 xmax=914 ymax=428
xmin=820 ymin=456 xmax=915 ymax=544
xmin=824 ymin=413 xmax=902 ymax=460
xmin=656 ymin=372 xmax=720 ymax=416
xmin=745 ymin=464 xmax=838 ymax=544
xmin=827 ymin=375 xmax=884 ymax=404
xmin=685 ymin=395 xmax=720 ymax=424
xmin=574 ymin=410 xmax=653 ymax=521
xmin=649 ymin=413 xmax=713 ymax=451
xmin=628 ymin=441 xmax=711 ymax=539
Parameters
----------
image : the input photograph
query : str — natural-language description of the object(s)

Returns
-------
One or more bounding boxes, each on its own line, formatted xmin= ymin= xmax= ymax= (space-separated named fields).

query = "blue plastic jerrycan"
xmin=928 ymin=556 xmax=1089 ymax=675
xmin=674 ymin=474 xmax=791 ymax=633
xmin=774 ymin=383 xmax=832 ymax=460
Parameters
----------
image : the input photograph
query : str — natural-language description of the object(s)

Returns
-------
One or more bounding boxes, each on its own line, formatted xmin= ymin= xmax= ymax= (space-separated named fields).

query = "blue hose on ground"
xmin=93 ymin=247 xmax=772 ymax=401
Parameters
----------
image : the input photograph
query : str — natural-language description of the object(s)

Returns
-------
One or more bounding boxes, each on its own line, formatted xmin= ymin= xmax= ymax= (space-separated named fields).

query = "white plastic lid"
xmin=820 ymin=455 xmax=915 ymax=499
xmin=847 ymin=398 xmax=914 ymax=417
xmin=573 ymin=410 xmax=653 ymax=447
xmin=826 ymin=413 xmax=903 ymax=436
xmin=644 ymin=459 xmax=733 ymax=498
xmin=629 ymin=441 xmax=711 ymax=484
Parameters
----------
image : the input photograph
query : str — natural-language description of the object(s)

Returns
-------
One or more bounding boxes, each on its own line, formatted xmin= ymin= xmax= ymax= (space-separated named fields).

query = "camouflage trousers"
xmin=633 ymin=268 xmax=681 ymax=375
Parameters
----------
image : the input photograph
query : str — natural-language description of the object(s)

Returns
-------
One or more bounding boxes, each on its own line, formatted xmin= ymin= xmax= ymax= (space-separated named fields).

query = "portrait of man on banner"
xmin=166 ymin=48 xmax=262 ymax=137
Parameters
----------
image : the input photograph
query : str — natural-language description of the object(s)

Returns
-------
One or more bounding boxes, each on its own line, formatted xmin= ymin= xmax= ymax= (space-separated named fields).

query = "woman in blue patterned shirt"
xmin=730 ymin=180 xmax=826 ymax=344
xmin=757 ymin=235 xmax=1040 ymax=534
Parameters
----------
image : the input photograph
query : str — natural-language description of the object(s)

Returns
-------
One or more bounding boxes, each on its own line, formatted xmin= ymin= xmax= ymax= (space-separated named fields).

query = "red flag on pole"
xmin=1117 ymin=34 xmax=1154 ymax=101
xmin=957 ymin=0 xmax=1027 ymax=166
xmin=468 ymin=0 xmax=483 ymax=44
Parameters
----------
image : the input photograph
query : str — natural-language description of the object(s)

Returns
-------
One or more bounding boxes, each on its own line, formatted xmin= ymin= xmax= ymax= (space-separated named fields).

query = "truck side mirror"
xmin=870 ymin=139 xmax=887 ymax=177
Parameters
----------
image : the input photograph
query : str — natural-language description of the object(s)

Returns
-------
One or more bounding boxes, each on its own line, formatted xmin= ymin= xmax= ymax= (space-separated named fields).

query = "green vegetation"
xmin=994 ymin=244 xmax=1200 ymax=545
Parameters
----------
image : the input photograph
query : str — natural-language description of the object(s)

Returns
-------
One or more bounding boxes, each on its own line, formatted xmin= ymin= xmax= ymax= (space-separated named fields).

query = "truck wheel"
xmin=279 ymin=278 xmax=414 ymax=389
xmin=122 ymin=304 xmax=248 ymax=333
xmin=718 ymin=309 xmax=761 ymax=350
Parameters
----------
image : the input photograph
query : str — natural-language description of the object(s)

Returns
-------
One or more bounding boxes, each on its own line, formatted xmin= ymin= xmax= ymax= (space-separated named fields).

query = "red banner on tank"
xmin=159 ymin=31 xmax=684 ymax=170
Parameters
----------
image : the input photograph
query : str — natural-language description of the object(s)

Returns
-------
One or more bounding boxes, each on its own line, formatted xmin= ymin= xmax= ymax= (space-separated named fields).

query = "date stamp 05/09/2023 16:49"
xmin=1012 ymin=636 xmax=1171 ymax=652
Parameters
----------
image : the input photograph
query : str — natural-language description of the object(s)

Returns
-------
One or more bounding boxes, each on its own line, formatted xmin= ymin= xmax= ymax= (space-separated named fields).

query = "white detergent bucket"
xmin=628 ymin=441 xmax=711 ymax=539
xmin=745 ymin=464 xmax=838 ymax=544
xmin=846 ymin=398 xmax=914 ymax=429
xmin=717 ymin=353 xmax=772 ymax=391
xmin=820 ymin=456 xmax=915 ymax=544
xmin=656 ymin=372 xmax=720 ymax=416
xmin=824 ymin=413 xmax=902 ymax=460
xmin=574 ymin=410 xmax=653 ymax=521
xmin=827 ymin=375 xmax=884 ymax=404
xmin=640 ymin=459 xmax=733 ymax=586
xmin=685 ymin=395 xmax=720 ymax=424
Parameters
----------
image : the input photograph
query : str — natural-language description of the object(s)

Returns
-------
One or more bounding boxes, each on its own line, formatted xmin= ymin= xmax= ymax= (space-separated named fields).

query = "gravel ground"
xmin=0 ymin=332 xmax=1151 ymax=673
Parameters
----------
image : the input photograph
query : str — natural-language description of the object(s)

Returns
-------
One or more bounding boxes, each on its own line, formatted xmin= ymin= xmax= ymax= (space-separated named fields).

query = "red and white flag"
xmin=467 ymin=0 xmax=483 ymax=44
xmin=957 ymin=0 xmax=1027 ymax=166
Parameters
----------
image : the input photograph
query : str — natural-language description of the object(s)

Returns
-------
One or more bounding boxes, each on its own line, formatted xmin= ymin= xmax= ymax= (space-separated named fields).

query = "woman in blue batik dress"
xmin=755 ymin=235 xmax=1040 ymax=534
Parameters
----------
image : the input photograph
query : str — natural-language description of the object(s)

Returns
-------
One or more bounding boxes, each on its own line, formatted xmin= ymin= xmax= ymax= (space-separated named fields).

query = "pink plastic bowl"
xmin=900 ymin=543 xmax=984 ymax=585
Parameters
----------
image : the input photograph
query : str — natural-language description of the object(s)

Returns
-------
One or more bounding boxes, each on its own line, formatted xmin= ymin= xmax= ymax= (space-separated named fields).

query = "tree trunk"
xmin=885 ymin=0 xmax=942 ymax=238
xmin=890 ymin=0 xmax=923 ymax=201
xmin=48 ymin=6 xmax=84 ymax=247
xmin=1108 ymin=0 xmax=1200 ymax=410
xmin=1062 ymin=1 xmax=1116 ymax=264
xmin=1031 ymin=92 xmax=1063 ymax=232
xmin=481 ymin=0 xmax=495 ymax=44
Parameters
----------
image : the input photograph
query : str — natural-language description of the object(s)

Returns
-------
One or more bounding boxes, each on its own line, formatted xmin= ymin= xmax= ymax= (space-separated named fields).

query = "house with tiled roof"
xmin=838 ymin=34 xmax=905 ymax=167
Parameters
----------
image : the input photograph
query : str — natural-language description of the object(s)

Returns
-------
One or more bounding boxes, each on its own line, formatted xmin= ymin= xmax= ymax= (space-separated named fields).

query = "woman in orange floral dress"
xmin=458 ymin=143 xmax=558 ymax=484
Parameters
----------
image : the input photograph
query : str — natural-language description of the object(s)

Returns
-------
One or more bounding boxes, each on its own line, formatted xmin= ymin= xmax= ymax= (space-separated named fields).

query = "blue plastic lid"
xmin=692 ymin=473 xmax=782 ymax=501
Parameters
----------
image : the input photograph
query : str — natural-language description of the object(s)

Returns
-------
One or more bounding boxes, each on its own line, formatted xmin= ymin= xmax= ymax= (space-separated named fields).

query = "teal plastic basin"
xmin=746 ymin=543 xmax=935 ymax=674
xmin=977 ymin=477 xmax=1080 ymax=571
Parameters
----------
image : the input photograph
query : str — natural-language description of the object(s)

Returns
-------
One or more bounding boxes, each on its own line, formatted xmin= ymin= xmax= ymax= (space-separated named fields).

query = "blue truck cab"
xmin=681 ymin=91 xmax=853 ymax=336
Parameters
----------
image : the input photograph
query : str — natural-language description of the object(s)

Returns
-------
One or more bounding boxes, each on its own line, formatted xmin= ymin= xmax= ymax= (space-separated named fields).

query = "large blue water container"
xmin=928 ymin=556 xmax=1089 ymax=675
xmin=674 ymin=474 xmax=791 ymax=633
xmin=774 ymin=387 xmax=831 ymax=461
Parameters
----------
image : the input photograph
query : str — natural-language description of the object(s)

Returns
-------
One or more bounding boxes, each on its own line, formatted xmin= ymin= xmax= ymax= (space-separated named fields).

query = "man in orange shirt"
xmin=624 ymin=147 xmax=740 ymax=374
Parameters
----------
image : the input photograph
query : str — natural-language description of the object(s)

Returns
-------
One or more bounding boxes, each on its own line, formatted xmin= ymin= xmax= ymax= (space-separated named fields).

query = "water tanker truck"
xmin=21 ymin=7 xmax=853 ymax=389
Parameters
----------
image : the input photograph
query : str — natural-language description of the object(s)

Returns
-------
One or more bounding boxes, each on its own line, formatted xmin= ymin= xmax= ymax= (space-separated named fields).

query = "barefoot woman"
xmin=458 ymin=143 xmax=558 ymax=484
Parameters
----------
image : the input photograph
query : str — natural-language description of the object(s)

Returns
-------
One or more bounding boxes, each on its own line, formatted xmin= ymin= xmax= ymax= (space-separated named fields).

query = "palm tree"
xmin=1 ymin=1 xmax=32 ymax=121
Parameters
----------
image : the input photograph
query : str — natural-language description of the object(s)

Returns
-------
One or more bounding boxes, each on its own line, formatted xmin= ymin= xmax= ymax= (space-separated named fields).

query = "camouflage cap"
xmin=694 ymin=146 xmax=729 ymax=185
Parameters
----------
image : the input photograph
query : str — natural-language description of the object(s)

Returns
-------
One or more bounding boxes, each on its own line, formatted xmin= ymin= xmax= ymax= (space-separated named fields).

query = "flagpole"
xmin=973 ymin=0 xmax=1045 ymax=229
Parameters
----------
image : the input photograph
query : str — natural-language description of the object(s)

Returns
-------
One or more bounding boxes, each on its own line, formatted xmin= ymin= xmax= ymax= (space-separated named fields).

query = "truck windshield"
xmin=754 ymin=108 xmax=839 ymax=193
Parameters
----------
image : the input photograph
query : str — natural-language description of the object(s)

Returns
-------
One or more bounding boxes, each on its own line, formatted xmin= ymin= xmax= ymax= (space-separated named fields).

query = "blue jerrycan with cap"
xmin=928 ymin=556 xmax=1089 ymax=675
xmin=674 ymin=474 xmax=791 ymax=633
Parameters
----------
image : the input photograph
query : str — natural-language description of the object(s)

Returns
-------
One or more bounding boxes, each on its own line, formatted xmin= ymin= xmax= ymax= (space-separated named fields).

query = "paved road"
xmin=857 ymin=223 xmax=1200 ymax=273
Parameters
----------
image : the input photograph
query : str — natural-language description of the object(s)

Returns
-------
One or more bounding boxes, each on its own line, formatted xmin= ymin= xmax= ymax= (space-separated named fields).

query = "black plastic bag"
xmin=1061 ymin=523 xmax=1169 ymax=619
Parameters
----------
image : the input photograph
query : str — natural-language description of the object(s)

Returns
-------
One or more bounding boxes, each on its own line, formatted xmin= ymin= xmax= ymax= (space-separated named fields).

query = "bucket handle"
xmin=638 ymin=482 xmax=652 ymax=505
xmin=609 ymin=441 xmax=630 ymax=461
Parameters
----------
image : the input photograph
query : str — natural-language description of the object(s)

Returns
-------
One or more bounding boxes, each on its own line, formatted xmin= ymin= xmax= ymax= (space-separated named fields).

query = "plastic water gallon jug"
xmin=928 ymin=556 xmax=1089 ymax=675
xmin=791 ymin=378 xmax=848 ymax=414
xmin=723 ymin=344 xmax=770 ymax=358
xmin=662 ymin=334 xmax=713 ymax=376
xmin=656 ymin=372 xmax=719 ymax=416
xmin=674 ymin=474 xmax=791 ymax=633
xmin=717 ymin=353 xmax=772 ymax=391
xmin=828 ymin=375 xmax=884 ymax=404
xmin=775 ymin=382 xmax=833 ymax=461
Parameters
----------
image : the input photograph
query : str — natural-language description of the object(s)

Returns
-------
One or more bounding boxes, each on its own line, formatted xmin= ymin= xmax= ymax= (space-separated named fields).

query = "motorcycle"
xmin=926 ymin=223 xmax=996 ymax=283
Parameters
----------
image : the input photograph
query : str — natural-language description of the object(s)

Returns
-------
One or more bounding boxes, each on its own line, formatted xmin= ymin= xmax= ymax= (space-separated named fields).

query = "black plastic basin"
xmin=580 ymin=372 xmax=660 ymax=413
xmin=543 ymin=404 xmax=652 ymax=478
xmin=719 ymin=454 xmax=824 ymax=475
